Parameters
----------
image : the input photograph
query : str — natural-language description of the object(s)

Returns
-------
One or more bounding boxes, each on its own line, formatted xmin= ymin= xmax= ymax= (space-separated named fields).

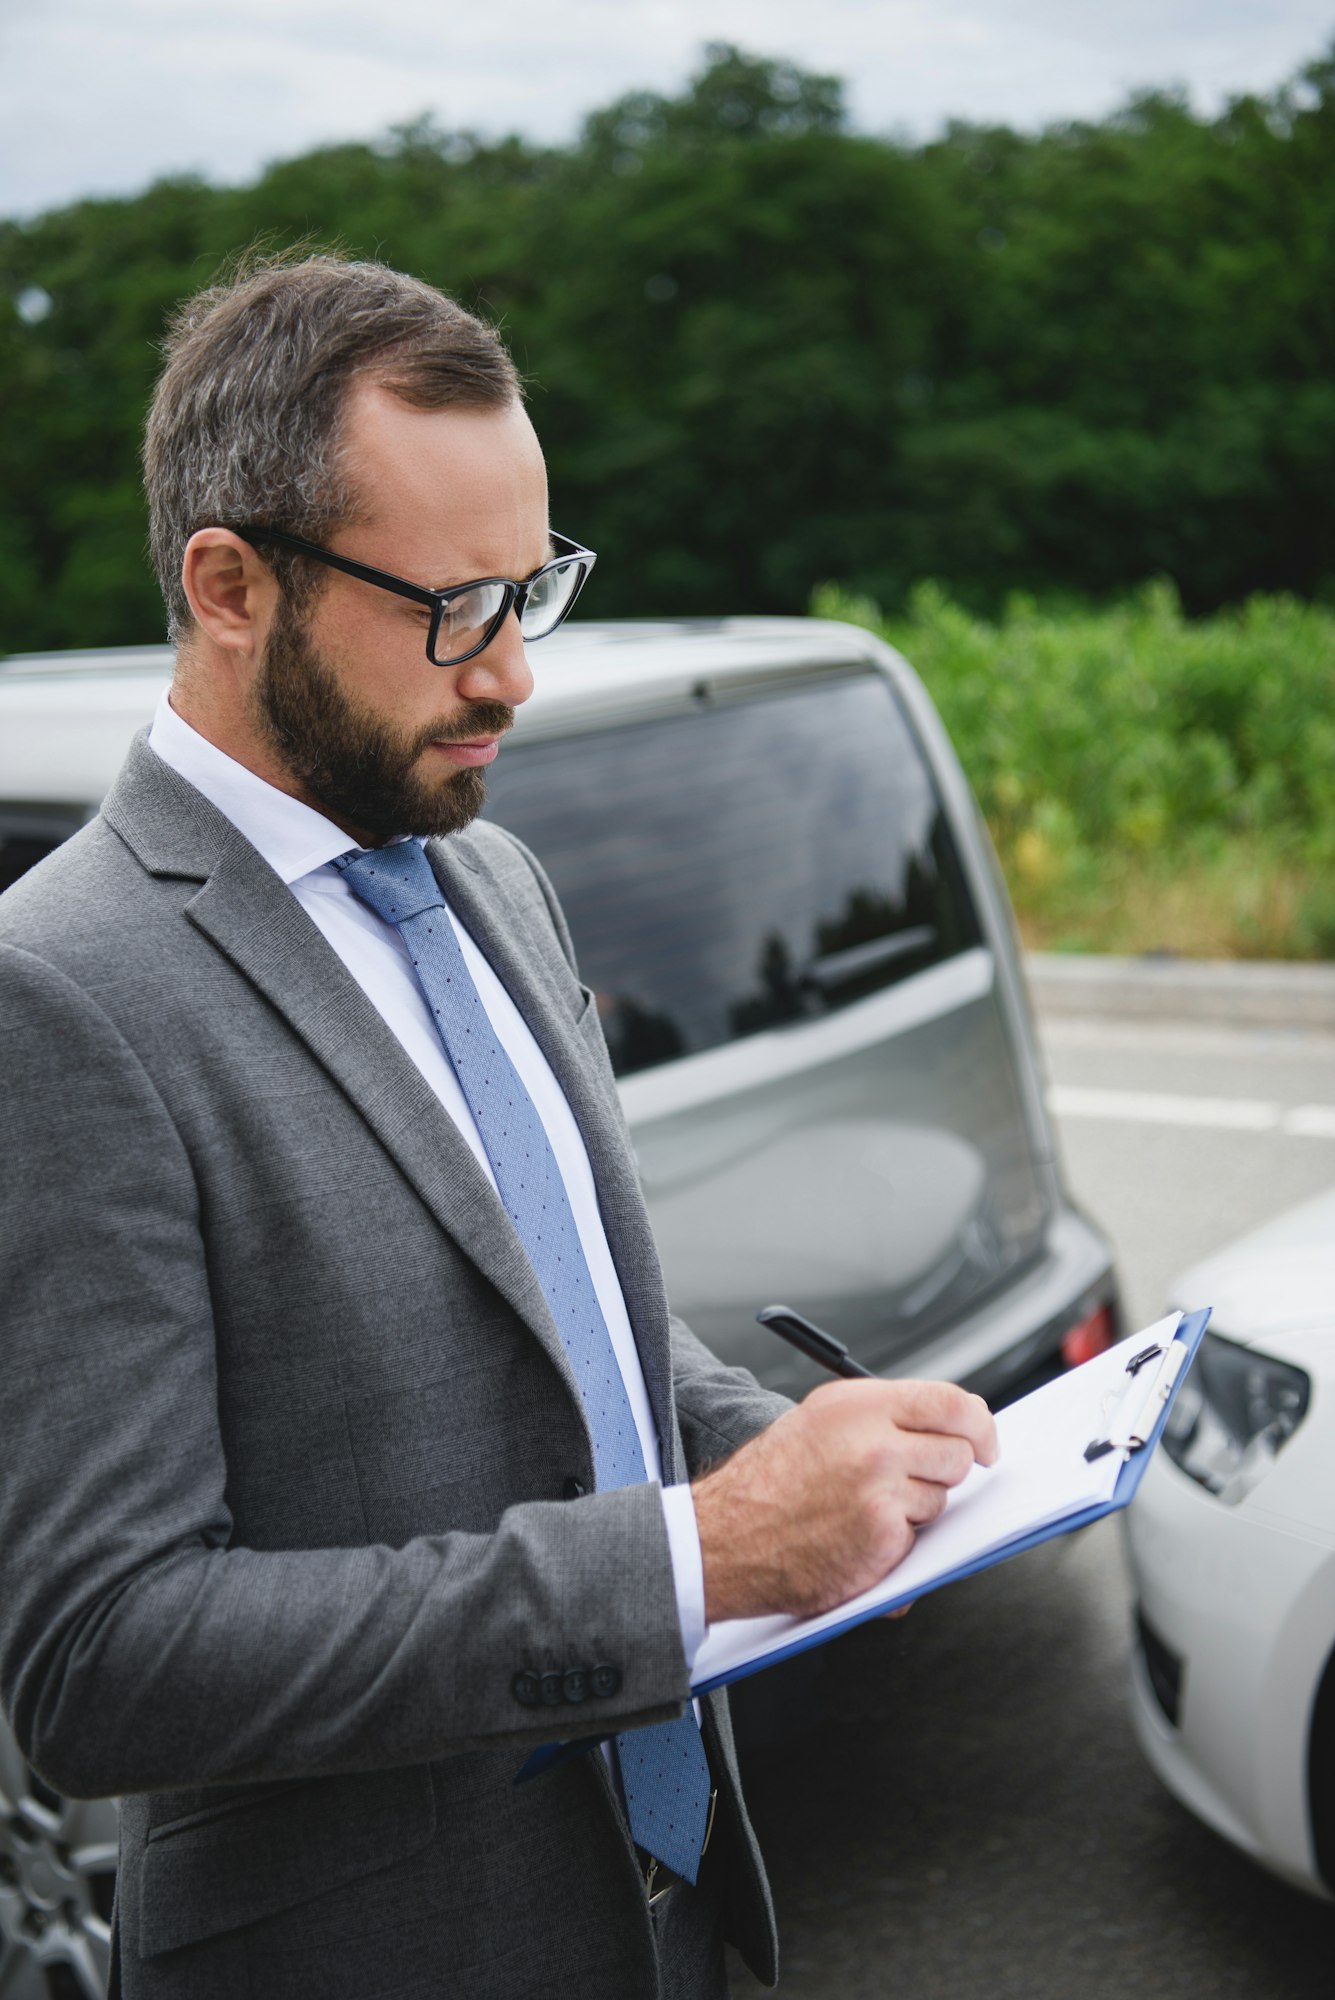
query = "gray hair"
xmin=143 ymin=253 xmax=523 ymax=642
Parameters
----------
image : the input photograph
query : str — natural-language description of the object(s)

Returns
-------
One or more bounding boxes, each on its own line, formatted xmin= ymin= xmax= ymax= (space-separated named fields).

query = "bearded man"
xmin=0 ymin=255 xmax=995 ymax=2000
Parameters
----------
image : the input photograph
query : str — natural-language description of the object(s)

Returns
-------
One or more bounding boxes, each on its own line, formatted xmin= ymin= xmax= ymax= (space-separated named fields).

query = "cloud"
xmin=1 ymin=0 xmax=1330 ymax=217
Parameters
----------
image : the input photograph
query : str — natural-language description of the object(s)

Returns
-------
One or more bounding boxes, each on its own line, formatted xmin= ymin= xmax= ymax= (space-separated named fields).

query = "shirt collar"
xmin=147 ymin=689 xmax=357 ymax=886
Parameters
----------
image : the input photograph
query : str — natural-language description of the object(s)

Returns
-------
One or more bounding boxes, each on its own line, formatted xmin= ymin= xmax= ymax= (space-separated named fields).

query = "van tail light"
xmin=1062 ymin=1303 xmax=1115 ymax=1368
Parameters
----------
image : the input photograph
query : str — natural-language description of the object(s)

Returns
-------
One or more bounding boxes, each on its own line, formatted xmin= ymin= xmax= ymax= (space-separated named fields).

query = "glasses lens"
xmin=520 ymin=559 xmax=585 ymax=640
xmin=432 ymin=582 xmax=509 ymax=664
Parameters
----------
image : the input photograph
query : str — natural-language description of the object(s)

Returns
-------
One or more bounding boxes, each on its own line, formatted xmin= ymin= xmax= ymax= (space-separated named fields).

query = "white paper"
xmin=692 ymin=1313 xmax=1183 ymax=1690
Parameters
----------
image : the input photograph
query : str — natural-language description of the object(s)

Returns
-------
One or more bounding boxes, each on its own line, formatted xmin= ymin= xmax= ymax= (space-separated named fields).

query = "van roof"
xmin=0 ymin=618 xmax=874 ymax=695
xmin=0 ymin=618 xmax=887 ymax=805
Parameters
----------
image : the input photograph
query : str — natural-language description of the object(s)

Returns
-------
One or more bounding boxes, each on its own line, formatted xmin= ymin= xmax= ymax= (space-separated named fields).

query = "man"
xmin=0 ymin=255 xmax=995 ymax=1999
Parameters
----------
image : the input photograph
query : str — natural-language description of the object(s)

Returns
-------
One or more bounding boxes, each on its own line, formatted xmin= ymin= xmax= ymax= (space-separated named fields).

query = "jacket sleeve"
xmin=668 ymin=1315 xmax=793 ymax=1477
xmin=0 ymin=941 xmax=693 ymax=1802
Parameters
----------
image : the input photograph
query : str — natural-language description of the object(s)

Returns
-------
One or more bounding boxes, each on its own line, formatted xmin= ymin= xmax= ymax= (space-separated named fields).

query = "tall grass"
xmin=813 ymin=581 xmax=1335 ymax=959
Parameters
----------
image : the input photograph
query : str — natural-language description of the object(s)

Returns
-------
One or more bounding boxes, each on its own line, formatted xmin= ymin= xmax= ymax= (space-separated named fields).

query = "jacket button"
xmin=563 ymin=1667 xmax=590 ymax=1703
xmin=562 ymin=1477 xmax=587 ymax=1500
xmin=540 ymin=1671 xmax=565 ymax=1706
xmin=512 ymin=1671 xmax=541 ymax=1708
xmin=590 ymin=1663 xmax=622 ymax=1699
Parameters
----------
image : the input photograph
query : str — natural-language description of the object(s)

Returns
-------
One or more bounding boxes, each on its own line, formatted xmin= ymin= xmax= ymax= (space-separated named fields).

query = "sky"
xmin=2 ymin=0 xmax=1332 ymax=219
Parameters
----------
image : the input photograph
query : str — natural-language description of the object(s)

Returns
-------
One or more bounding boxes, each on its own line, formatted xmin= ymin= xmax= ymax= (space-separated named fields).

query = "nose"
xmin=455 ymin=607 xmax=535 ymax=711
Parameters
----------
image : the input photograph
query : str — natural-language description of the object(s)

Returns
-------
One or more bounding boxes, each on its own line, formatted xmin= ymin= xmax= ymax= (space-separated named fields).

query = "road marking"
xmin=1049 ymin=1084 xmax=1335 ymax=1138
xmin=1285 ymin=1103 xmax=1335 ymax=1139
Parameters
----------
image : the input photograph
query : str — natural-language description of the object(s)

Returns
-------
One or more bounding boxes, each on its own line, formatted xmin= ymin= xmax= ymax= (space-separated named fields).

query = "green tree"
xmin=3 ymin=38 xmax=1335 ymax=652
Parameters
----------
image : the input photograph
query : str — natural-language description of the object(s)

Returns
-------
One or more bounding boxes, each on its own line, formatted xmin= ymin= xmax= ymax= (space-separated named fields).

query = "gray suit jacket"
xmin=0 ymin=736 xmax=788 ymax=1999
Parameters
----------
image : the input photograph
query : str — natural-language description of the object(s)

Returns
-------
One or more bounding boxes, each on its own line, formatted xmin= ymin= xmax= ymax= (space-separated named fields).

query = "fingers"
xmin=693 ymin=1372 xmax=998 ymax=1623
xmin=903 ymin=1475 xmax=951 ymax=1527
xmin=898 ymin=1430 xmax=978 ymax=1489
xmin=882 ymin=1379 xmax=999 ymax=1468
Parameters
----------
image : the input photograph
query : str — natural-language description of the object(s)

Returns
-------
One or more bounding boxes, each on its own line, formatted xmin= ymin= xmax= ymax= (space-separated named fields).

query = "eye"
xmin=440 ymin=584 xmax=507 ymax=636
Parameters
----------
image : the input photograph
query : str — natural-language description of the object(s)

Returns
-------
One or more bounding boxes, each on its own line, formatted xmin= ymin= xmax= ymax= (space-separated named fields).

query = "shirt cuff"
xmin=660 ymin=1481 xmax=708 ymax=1673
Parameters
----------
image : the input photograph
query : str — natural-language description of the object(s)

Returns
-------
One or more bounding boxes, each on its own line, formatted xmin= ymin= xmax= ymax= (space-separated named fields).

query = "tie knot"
xmin=334 ymin=841 xmax=445 ymax=926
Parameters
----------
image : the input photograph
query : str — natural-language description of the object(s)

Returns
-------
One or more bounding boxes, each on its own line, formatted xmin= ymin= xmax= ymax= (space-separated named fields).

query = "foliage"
xmin=813 ymin=580 xmax=1335 ymax=958
xmin=1 ymin=39 xmax=1334 ymax=654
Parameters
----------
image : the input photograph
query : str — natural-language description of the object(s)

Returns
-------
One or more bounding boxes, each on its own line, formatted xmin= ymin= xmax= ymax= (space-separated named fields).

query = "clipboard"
xmin=690 ymin=1305 xmax=1210 ymax=1696
xmin=517 ymin=1306 xmax=1209 ymax=1780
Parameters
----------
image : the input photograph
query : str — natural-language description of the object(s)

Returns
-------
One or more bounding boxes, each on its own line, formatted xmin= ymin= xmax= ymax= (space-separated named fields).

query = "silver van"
xmin=0 ymin=617 xmax=1116 ymax=1400
xmin=0 ymin=617 xmax=1117 ymax=1994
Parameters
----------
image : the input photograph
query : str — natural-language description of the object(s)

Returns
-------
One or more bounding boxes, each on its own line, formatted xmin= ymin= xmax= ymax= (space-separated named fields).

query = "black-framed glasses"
xmin=234 ymin=524 xmax=596 ymax=667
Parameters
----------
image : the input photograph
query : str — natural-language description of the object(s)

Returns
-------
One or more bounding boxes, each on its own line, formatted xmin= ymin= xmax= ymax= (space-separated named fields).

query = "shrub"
xmin=812 ymin=580 xmax=1335 ymax=957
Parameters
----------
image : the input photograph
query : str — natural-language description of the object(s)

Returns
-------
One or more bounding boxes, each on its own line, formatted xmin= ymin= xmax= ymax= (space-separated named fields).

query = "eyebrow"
xmin=429 ymin=537 xmax=557 ymax=595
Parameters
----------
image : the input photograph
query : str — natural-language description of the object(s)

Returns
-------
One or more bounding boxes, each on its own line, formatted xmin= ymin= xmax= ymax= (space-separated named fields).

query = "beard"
xmin=252 ymin=596 xmax=513 ymax=844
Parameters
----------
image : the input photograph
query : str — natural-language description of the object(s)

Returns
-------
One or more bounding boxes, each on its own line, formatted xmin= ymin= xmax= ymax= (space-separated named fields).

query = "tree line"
xmin=2 ymin=40 xmax=1334 ymax=653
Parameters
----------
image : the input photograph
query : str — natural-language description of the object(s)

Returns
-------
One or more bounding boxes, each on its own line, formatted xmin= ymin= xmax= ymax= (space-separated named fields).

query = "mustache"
xmin=409 ymin=702 xmax=516 ymax=755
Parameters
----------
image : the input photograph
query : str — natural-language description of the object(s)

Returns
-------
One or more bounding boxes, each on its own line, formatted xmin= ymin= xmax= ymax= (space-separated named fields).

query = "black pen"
xmin=756 ymin=1304 xmax=873 ymax=1379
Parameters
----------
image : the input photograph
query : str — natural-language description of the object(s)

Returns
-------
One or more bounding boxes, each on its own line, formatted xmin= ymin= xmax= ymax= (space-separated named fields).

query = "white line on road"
xmin=1285 ymin=1103 xmax=1335 ymax=1139
xmin=1049 ymin=1084 xmax=1335 ymax=1138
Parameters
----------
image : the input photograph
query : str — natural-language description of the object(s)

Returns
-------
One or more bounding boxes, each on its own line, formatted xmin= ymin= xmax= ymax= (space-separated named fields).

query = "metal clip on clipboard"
xmin=1083 ymin=1333 xmax=1189 ymax=1462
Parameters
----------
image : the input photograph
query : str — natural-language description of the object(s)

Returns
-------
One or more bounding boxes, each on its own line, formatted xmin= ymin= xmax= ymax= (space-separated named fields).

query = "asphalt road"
xmin=727 ymin=1013 xmax=1335 ymax=1999
xmin=1045 ymin=1014 xmax=1335 ymax=1331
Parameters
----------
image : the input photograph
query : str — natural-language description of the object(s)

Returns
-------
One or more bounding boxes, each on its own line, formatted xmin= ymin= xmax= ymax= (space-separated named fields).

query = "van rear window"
xmin=483 ymin=671 xmax=981 ymax=1077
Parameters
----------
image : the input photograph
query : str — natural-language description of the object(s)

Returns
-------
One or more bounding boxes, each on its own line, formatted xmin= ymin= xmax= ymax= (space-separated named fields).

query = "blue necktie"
xmin=335 ymin=840 xmax=712 ymax=1883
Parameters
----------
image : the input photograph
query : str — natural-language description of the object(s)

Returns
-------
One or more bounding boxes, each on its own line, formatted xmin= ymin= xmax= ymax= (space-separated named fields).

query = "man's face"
xmin=252 ymin=592 xmax=516 ymax=844
xmin=251 ymin=383 xmax=546 ymax=844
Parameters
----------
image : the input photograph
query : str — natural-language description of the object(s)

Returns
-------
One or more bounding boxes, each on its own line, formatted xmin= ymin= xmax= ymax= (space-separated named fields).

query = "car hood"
xmin=1169 ymin=1183 xmax=1335 ymax=1351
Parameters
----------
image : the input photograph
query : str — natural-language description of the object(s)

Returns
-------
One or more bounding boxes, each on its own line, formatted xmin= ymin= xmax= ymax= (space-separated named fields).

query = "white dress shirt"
xmin=147 ymin=691 xmax=706 ymax=1670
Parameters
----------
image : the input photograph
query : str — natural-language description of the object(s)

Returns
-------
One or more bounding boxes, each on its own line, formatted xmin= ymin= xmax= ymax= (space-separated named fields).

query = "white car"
xmin=1123 ymin=1185 xmax=1335 ymax=1901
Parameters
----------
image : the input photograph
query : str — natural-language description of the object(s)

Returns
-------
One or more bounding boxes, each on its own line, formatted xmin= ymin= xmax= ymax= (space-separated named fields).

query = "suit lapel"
xmin=103 ymin=736 xmax=676 ymax=1463
xmin=102 ymin=739 xmax=586 ymax=1415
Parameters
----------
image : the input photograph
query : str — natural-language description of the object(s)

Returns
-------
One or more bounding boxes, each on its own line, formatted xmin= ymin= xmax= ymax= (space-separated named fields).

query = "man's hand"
xmin=692 ymin=1379 xmax=998 ymax=1624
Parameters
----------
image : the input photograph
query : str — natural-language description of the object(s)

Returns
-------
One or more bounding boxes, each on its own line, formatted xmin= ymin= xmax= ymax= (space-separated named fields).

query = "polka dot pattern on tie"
xmin=334 ymin=839 xmax=711 ymax=1883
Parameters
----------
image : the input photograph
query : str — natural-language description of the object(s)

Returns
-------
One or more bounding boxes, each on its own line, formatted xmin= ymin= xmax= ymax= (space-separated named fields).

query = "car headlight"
xmin=1162 ymin=1330 xmax=1310 ymax=1504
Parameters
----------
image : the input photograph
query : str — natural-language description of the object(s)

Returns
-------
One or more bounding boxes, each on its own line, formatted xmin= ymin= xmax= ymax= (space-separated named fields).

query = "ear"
xmin=181 ymin=529 xmax=279 ymax=655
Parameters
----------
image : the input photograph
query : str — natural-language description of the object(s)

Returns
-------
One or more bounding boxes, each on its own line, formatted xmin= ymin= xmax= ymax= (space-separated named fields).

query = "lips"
xmin=433 ymin=737 xmax=500 ymax=766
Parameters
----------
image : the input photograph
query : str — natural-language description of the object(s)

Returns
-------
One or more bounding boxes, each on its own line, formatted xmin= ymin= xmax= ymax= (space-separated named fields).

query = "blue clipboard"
xmin=517 ymin=1306 xmax=1210 ymax=1781
xmin=691 ymin=1304 xmax=1210 ymax=1695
